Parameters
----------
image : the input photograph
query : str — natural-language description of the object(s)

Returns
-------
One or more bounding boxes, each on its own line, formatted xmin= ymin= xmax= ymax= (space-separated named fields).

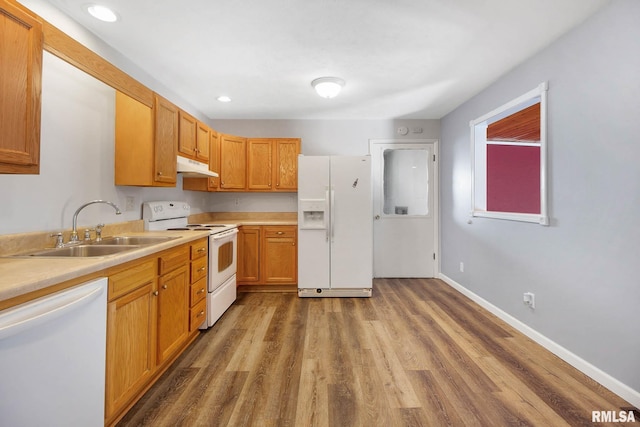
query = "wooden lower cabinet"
xmin=189 ymin=238 xmax=209 ymax=331
xmin=237 ymin=226 xmax=261 ymax=283
xmin=104 ymin=243 xmax=196 ymax=426
xmin=238 ymin=225 xmax=297 ymax=285
xmin=105 ymin=280 xmax=156 ymax=421
xmin=262 ymin=226 xmax=297 ymax=284
xmin=156 ymin=264 xmax=189 ymax=364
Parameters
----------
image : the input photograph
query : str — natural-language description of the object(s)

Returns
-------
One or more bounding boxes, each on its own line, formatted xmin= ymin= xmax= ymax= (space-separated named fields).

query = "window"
xmin=383 ymin=148 xmax=429 ymax=216
xmin=470 ymin=82 xmax=548 ymax=225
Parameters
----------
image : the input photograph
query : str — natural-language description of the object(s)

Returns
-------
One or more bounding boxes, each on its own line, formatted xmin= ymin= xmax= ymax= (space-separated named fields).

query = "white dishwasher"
xmin=0 ymin=277 xmax=107 ymax=427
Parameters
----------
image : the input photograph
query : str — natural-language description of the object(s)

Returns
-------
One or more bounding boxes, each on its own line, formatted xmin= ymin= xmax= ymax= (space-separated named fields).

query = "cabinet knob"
xmin=162 ymin=284 xmax=168 ymax=289
xmin=197 ymin=310 xmax=205 ymax=318
xmin=197 ymin=247 xmax=206 ymax=252
xmin=198 ymin=267 xmax=206 ymax=272
xmin=153 ymin=291 xmax=159 ymax=296
xmin=157 ymin=171 xmax=163 ymax=176
xmin=197 ymin=288 xmax=205 ymax=294
xmin=276 ymin=231 xmax=284 ymax=235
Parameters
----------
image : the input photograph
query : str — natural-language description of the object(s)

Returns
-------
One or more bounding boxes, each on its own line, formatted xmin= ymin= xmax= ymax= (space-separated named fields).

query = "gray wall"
xmin=209 ymin=119 xmax=439 ymax=212
xmin=440 ymin=0 xmax=640 ymax=394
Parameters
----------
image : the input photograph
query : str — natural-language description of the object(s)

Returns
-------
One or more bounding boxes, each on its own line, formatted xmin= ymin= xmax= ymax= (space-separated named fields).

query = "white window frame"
xmin=470 ymin=82 xmax=549 ymax=225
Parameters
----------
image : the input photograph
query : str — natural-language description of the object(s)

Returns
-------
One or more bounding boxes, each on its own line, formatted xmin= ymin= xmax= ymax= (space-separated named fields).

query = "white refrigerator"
xmin=297 ymin=155 xmax=373 ymax=297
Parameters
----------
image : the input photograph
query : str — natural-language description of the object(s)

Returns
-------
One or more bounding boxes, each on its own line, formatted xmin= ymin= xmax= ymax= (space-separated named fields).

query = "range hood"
xmin=176 ymin=155 xmax=218 ymax=178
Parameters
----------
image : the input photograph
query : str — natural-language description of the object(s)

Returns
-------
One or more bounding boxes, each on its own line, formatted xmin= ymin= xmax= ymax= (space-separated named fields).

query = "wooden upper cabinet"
xmin=219 ymin=134 xmax=247 ymax=190
xmin=0 ymin=0 xmax=43 ymax=174
xmin=247 ymin=138 xmax=301 ymax=192
xmin=274 ymin=139 xmax=300 ymax=191
xmin=196 ymin=122 xmax=210 ymax=162
xmin=152 ymin=94 xmax=178 ymax=184
xmin=115 ymin=92 xmax=176 ymax=186
xmin=179 ymin=110 xmax=210 ymax=162
xmin=247 ymin=139 xmax=273 ymax=190
xmin=208 ymin=129 xmax=220 ymax=188
xmin=178 ymin=110 xmax=197 ymax=159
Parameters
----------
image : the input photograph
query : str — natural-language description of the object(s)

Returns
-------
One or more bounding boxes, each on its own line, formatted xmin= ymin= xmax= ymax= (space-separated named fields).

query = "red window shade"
xmin=487 ymin=144 xmax=540 ymax=214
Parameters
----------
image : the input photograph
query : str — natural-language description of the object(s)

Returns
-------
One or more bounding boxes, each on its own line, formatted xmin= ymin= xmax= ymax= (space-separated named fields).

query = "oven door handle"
xmin=212 ymin=228 xmax=239 ymax=240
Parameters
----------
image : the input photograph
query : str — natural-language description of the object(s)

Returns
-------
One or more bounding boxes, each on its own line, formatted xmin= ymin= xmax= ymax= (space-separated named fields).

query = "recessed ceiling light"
xmin=87 ymin=4 xmax=118 ymax=22
xmin=217 ymin=96 xmax=231 ymax=103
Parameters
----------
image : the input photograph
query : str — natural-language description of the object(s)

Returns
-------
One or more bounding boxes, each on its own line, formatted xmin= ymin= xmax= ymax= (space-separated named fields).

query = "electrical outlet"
xmin=459 ymin=262 xmax=464 ymax=272
xmin=523 ymin=292 xmax=535 ymax=309
xmin=125 ymin=196 xmax=135 ymax=212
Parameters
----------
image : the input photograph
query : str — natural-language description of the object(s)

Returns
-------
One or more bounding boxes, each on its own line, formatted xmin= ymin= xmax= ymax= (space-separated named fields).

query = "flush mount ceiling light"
xmin=311 ymin=77 xmax=345 ymax=99
xmin=87 ymin=4 xmax=118 ymax=22
xmin=217 ymin=95 xmax=231 ymax=103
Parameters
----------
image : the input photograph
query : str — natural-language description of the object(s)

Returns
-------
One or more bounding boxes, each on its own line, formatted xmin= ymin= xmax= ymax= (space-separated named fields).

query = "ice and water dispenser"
xmin=299 ymin=199 xmax=327 ymax=229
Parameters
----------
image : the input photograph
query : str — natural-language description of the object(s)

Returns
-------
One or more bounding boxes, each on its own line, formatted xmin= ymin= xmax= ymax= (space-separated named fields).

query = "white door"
xmin=370 ymin=140 xmax=438 ymax=278
xmin=330 ymin=156 xmax=372 ymax=288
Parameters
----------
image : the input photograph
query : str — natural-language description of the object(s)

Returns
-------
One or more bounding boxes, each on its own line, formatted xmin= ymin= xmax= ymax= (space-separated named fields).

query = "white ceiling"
xmin=43 ymin=0 xmax=608 ymax=120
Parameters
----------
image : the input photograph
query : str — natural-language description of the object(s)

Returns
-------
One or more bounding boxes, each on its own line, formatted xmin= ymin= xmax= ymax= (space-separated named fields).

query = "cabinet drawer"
xmin=190 ymin=238 xmax=208 ymax=260
xmin=158 ymin=245 xmax=190 ymax=275
xmin=108 ymin=259 xmax=156 ymax=300
xmin=190 ymin=277 xmax=207 ymax=306
xmin=190 ymin=298 xmax=207 ymax=332
xmin=191 ymin=257 xmax=208 ymax=283
xmin=263 ymin=226 xmax=296 ymax=238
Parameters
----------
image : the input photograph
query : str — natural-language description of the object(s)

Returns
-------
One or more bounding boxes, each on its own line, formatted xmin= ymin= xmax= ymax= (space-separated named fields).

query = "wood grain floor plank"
xmin=118 ymin=279 xmax=635 ymax=427
xmin=294 ymin=358 xmax=329 ymax=427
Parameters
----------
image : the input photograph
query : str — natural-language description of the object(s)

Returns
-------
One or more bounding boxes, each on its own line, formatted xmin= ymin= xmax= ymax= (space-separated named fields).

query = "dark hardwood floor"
xmin=117 ymin=278 xmax=633 ymax=426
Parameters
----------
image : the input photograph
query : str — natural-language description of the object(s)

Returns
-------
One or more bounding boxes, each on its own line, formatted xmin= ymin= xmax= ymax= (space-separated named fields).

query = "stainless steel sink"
xmin=95 ymin=236 xmax=177 ymax=246
xmin=27 ymin=244 xmax=139 ymax=257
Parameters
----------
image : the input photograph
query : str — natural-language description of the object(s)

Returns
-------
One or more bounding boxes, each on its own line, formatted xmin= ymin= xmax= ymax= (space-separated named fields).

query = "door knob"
xmin=375 ymin=215 xmax=380 ymax=220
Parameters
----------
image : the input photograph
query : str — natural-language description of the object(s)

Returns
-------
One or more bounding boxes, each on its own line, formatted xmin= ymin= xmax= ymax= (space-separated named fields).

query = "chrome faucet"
xmin=70 ymin=200 xmax=122 ymax=243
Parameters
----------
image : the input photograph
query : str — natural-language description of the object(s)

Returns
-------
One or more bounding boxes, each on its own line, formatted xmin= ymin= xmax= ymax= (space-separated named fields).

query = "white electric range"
xmin=142 ymin=201 xmax=238 ymax=329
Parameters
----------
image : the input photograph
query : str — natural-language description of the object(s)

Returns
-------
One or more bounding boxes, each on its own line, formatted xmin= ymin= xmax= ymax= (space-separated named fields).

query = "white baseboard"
xmin=438 ymin=273 xmax=640 ymax=409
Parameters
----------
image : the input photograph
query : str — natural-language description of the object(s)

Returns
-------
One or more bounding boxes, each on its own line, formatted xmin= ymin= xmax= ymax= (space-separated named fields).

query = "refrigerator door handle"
xmin=325 ymin=188 xmax=330 ymax=242
xmin=330 ymin=187 xmax=336 ymax=243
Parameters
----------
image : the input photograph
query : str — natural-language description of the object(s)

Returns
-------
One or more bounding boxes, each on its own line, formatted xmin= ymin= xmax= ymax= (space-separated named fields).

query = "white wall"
xmin=0 ymin=52 xmax=210 ymax=235
xmin=440 ymin=0 xmax=640 ymax=399
xmin=0 ymin=3 xmax=439 ymax=234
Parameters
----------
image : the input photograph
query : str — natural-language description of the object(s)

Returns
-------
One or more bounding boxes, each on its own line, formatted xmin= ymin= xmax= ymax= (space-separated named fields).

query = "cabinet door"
xmin=247 ymin=139 xmax=273 ymax=190
xmin=105 ymin=282 xmax=157 ymax=419
xmin=157 ymin=265 xmax=189 ymax=363
xmin=208 ymin=129 xmax=220 ymax=189
xmin=196 ymin=122 xmax=210 ymax=162
xmin=115 ymin=92 xmax=155 ymax=185
xmin=220 ymin=134 xmax=247 ymax=190
xmin=274 ymin=139 xmax=300 ymax=191
xmin=237 ymin=226 xmax=260 ymax=283
xmin=178 ymin=110 xmax=197 ymax=159
xmin=0 ymin=1 xmax=42 ymax=174
xmin=154 ymin=94 xmax=178 ymax=184
xmin=262 ymin=226 xmax=297 ymax=284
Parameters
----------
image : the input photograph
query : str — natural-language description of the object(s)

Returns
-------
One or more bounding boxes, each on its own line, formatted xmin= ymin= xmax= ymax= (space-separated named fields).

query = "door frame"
xmin=369 ymin=138 xmax=440 ymax=277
